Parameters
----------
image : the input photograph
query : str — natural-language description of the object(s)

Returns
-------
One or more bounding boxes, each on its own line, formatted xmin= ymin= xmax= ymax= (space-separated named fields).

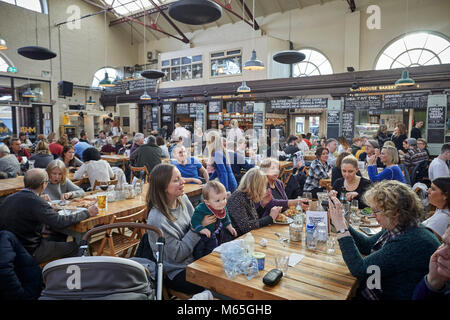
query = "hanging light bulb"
xmin=237 ymin=81 xmax=251 ymax=93
xmin=243 ymin=0 xmax=264 ymax=71
xmin=140 ymin=91 xmax=152 ymax=100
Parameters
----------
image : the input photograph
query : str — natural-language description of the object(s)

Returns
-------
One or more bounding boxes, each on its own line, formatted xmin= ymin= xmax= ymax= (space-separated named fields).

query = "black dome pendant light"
xmin=273 ymin=11 xmax=305 ymax=64
xmin=168 ymin=0 xmax=222 ymax=25
xmin=18 ymin=10 xmax=56 ymax=60
xmin=141 ymin=69 xmax=165 ymax=79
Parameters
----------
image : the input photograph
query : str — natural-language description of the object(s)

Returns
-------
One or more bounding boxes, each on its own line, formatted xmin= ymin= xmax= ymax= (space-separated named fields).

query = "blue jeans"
xmin=193 ymin=233 xmax=218 ymax=260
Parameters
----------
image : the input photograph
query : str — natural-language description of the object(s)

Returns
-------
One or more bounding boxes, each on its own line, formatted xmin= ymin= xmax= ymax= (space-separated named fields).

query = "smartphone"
xmin=360 ymin=227 xmax=377 ymax=235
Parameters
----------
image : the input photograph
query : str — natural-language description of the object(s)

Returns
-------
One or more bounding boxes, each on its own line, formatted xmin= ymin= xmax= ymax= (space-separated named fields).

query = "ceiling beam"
xmin=238 ymin=0 xmax=260 ymax=30
xmin=109 ymin=4 xmax=171 ymax=26
xmin=210 ymin=0 xmax=258 ymax=30
xmin=148 ymin=0 xmax=190 ymax=43
xmin=295 ymin=0 xmax=303 ymax=10
xmin=347 ymin=0 xmax=356 ymax=12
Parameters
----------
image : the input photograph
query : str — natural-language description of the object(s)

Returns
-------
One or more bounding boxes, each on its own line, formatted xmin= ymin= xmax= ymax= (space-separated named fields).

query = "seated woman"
xmin=28 ymin=141 xmax=54 ymax=169
xmin=257 ymin=158 xmax=307 ymax=217
xmin=367 ymin=145 xmax=405 ymax=183
xmin=422 ymin=177 xmax=450 ymax=241
xmin=206 ymin=130 xmax=237 ymax=193
xmin=100 ymin=137 xmax=116 ymax=154
xmin=303 ymin=147 xmax=331 ymax=199
xmin=43 ymin=159 xmax=85 ymax=201
xmin=224 ymin=168 xmax=282 ymax=242
xmin=73 ymin=148 xmax=114 ymax=190
xmin=331 ymin=155 xmax=372 ymax=209
xmin=329 ymin=180 xmax=441 ymax=300
xmin=145 ymin=163 xmax=213 ymax=295
xmin=171 ymin=145 xmax=209 ymax=185
xmin=115 ymin=134 xmax=132 ymax=155
xmin=331 ymin=151 xmax=351 ymax=186
xmin=58 ymin=145 xmax=83 ymax=170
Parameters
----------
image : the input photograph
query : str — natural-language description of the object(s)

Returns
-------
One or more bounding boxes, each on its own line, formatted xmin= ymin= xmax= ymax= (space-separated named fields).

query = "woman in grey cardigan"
xmin=146 ymin=163 xmax=215 ymax=295
xmin=43 ymin=159 xmax=85 ymax=201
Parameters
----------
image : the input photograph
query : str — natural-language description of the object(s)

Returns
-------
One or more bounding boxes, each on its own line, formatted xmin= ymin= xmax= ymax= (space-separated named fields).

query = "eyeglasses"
xmin=372 ymin=209 xmax=384 ymax=215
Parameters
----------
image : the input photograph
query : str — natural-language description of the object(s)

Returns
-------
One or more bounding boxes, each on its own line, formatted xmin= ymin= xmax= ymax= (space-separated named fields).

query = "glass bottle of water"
xmin=306 ymin=224 xmax=317 ymax=250
xmin=316 ymin=222 xmax=328 ymax=250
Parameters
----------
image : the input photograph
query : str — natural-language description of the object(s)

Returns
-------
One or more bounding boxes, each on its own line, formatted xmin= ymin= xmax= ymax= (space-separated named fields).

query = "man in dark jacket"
xmin=411 ymin=120 xmax=424 ymax=139
xmin=283 ymin=135 xmax=300 ymax=156
xmin=0 ymin=168 xmax=98 ymax=264
xmin=130 ymin=135 xmax=162 ymax=176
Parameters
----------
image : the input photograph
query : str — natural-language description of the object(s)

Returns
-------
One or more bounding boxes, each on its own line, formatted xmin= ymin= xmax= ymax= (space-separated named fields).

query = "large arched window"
xmin=375 ymin=32 xmax=450 ymax=70
xmin=92 ymin=67 xmax=120 ymax=88
xmin=0 ymin=0 xmax=46 ymax=13
xmin=292 ymin=48 xmax=333 ymax=77
xmin=0 ymin=54 xmax=12 ymax=72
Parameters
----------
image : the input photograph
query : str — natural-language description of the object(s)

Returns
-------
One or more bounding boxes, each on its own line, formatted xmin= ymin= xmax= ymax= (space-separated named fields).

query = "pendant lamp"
xmin=273 ymin=11 xmax=305 ymax=64
xmin=395 ymin=69 xmax=415 ymax=86
xmin=140 ymin=91 xmax=152 ymax=100
xmin=99 ymin=11 xmax=115 ymax=87
xmin=23 ymin=88 xmax=35 ymax=98
xmin=243 ymin=0 xmax=264 ymax=71
xmin=140 ymin=2 xmax=151 ymax=101
xmin=0 ymin=37 xmax=7 ymax=50
xmin=86 ymin=96 xmax=96 ymax=105
xmin=18 ymin=13 xmax=56 ymax=59
xmin=237 ymin=81 xmax=251 ymax=93
xmin=141 ymin=69 xmax=165 ymax=79
xmin=168 ymin=0 xmax=222 ymax=25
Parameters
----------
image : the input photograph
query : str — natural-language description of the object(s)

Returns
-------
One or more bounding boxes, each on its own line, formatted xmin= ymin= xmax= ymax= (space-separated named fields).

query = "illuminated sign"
xmin=20 ymin=126 xmax=36 ymax=133
xmin=350 ymin=84 xmax=420 ymax=92
xmin=7 ymin=67 xmax=17 ymax=73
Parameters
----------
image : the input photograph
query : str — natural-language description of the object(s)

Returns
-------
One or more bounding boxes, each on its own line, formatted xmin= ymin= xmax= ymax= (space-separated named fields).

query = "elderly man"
xmin=10 ymin=137 xmax=30 ymax=163
xmin=72 ymin=137 xmax=93 ymax=161
xmin=326 ymin=138 xmax=338 ymax=167
xmin=0 ymin=144 xmax=20 ymax=179
xmin=94 ymin=130 xmax=108 ymax=149
xmin=358 ymin=139 xmax=384 ymax=168
xmin=401 ymin=138 xmax=429 ymax=175
xmin=171 ymin=145 xmax=209 ymax=185
xmin=130 ymin=135 xmax=162 ymax=176
xmin=429 ymin=143 xmax=450 ymax=181
xmin=130 ymin=132 xmax=145 ymax=156
xmin=0 ymin=168 xmax=98 ymax=264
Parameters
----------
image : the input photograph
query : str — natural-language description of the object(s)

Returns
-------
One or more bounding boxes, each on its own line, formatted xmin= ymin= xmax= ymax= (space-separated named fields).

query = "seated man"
xmin=0 ymin=144 xmax=20 ymax=179
xmin=130 ymin=135 xmax=162 ymax=177
xmin=0 ymin=168 xmax=98 ymax=265
xmin=429 ymin=143 xmax=450 ymax=181
xmin=171 ymin=145 xmax=209 ymax=184
xmin=283 ymin=135 xmax=300 ymax=157
xmin=72 ymin=138 xmax=93 ymax=162
xmin=401 ymin=138 xmax=429 ymax=175
xmin=9 ymin=138 xmax=30 ymax=163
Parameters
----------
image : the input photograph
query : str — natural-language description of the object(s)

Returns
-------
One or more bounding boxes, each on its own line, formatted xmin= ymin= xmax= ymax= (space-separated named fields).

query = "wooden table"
xmin=279 ymin=161 xmax=292 ymax=170
xmin=101 ymin=154 xmax=129 ymax=172
xmin=320 ymin=178 xmax=332 ymax=191
xmin=0 ymin=176 xmax=24 ymax=197
xmin=186 ymin=224 xmax=358 ymax=300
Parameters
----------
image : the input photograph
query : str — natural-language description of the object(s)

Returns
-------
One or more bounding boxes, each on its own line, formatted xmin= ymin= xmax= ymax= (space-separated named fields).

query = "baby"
xmin=191 ymin=180 xmax=237 ymax=260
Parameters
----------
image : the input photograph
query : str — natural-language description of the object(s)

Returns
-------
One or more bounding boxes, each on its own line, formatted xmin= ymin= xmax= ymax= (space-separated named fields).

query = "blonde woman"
xmin=225 ymin=168 xmax=282 ymax=240
xmin=43 ymin=159 xmax=85 ymax=201
xmin=328 ymin=180 xmax=440 ymax=299
xmin=206 ymin=130 xmax=237 ymax=192
xmin=367 ymin=145 xmax=405 ymax=183
xmin=226 ymin=119 xmax=244 ymax=144
xmin=29 ymin=141 xmax=54 ymax=169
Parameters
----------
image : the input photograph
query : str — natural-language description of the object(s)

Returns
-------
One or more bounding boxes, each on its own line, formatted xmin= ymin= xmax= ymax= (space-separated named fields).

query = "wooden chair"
xmin=163 ymin=286 xmax=193 ymax=300
xmin=302 ymin=166 xmax=309 ymax=176
xmin=129 ymin=165 xmax=150 ymax=184
xmin=92 ymin=179 xmax=118 ymax=191
xmin=89 ymin=208 xmax=148 ymax=257
xmin=279 ymin=168 xmax=294 ymax=187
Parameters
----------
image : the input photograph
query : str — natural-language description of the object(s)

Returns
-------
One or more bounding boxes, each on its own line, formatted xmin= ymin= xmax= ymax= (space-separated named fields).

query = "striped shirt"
xmin=303 ymin=159 xmax=331 ymax=191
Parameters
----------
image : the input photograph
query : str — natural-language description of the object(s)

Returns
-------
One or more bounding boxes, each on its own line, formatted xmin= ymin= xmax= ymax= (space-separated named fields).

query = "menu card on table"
xmin=305 ymin=210 xmax=330 ymax=232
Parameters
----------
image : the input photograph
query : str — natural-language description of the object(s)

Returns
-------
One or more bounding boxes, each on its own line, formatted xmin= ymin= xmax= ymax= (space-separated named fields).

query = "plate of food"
xmin=283 ymin=207 xmax=297 ymax=218
xmin=57 ymin=207 xmax=85 ymax=216
xmin=68 ymin=197 xmax=97 ymax=208
xmin=274 ymin=214 xmax=293 ymax=225
xmin=360 ymin=207 xmax=373 ymax=216
xmin=360 ymin=215 xmax=380 ymax=227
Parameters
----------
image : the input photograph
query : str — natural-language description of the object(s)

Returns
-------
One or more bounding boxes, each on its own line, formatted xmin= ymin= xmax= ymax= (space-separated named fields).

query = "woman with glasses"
xmin=422 ymin=177 xmax=450 ymax=241
xmin=367 ymin=145 xmax=405 ymax=183
xmin=328 ymin=180 xmax=440 ymax=300
xmin=303 ymin=147 xmax=331 ymax=199
xmin=417 ymin=138 xmax=430 ymax=158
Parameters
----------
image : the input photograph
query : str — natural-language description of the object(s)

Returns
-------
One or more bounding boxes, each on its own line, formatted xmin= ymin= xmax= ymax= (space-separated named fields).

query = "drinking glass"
xmin=351 ymin=200 xmax=359 ymax=214
xmin=326 ymin=234 xmax=337 ymax=255
xmin=350 ymin=213 xmax=361 ymax=229
xmin=275 ymin=255 xmax=289 ymax=276
xmin=303 ymin=192 xmax=312 ymax=201
xmin=97 ymin=193 xmax=107 ymax=215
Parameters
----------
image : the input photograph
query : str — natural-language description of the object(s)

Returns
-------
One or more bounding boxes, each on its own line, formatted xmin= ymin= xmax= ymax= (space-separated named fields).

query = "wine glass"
xmin=351 ymin=200 xmax=359 ymax=214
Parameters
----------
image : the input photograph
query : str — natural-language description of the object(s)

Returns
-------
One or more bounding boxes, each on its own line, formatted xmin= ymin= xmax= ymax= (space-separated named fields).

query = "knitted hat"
xmin=406 ymin=138 xmax=417 ymax=146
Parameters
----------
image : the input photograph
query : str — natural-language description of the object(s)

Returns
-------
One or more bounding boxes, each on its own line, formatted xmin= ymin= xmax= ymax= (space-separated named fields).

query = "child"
xmin=191 ymin=181 xmax=237 ymax=260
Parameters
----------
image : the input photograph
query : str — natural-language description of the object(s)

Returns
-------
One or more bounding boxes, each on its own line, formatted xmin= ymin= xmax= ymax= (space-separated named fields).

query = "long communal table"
xmin=100 ymin=154 xmax=130 ymax=172
xmin=0 ymin=176 xmax=24 ymax=197
xmin=186 ymin=223 xmax=359 ymax=300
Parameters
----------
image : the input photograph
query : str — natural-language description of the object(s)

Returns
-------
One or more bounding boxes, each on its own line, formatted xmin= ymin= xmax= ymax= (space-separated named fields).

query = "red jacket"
xmin=49 ymin=142 xmax=63 ymax=156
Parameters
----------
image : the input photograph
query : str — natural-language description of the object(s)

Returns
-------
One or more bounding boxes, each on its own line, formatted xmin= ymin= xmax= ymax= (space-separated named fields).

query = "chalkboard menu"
xmin=342 ymin=112 xmax=355 ymax=141
xmin=151 ymin=107 xmax=160 ymax=131
xmin=208 ymin=100 xmax=222 ymax=113
xmin=162 ymin=103 xmax=172 ymax=115
xmin=428 ymin=105 xmax=445 ymax=129
xmin=176 ymin=103 xmax=189 ymax=114
xmin=384 ymin=92 xmax=428 ymax=109
xmin=344 ymin=95 xmax=382 ymax=111
xmin=243 ymin=102 xmax=254 ymax=113
xmin=298 ymin=98 xmax=328 ymax=109
xmin=326 ymin=110 xmax=340 ymax=139
xmin=327 ymin=110 xmax=340 ymax=125
xmin=226 ymin=101 xmax=242 ymax=113
xmin=270 ymin=99 xmax=299 ymax=109
xmin=103 ymin=78 xmax=157 ymax=95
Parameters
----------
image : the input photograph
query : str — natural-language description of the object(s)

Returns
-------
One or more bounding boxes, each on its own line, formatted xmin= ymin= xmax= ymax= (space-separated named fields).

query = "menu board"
xmin=344 ymin=95 xmax=382 ymax=111
xmin=226 ymin=101 xmax=242 ymax=113
xmin=243 ymin=102 xmax=254 ymax=113
xmin=384 ymin=92 xmax=428 ymax=109
xmin=103 ymin=78 xmax=157 ymax=95
xmin=208 ymin=100 xmax=222 ymax=113
xmin=342 ymin=112 xmax=355 ymax=141
xmin=298 ymin=98 xmax=328 ymax=109
xmin=326 ymin=110 xmax=340 ymax=139
xmin=327 ymin=110 xmax=340 ymax=125
xmin=151 ymin=107 xmax=160 ymax=131
xmin=270 ymin=99 xmax=299 ymax=109
xmin=176 ymin=103 xmax=189 ymax=114
xmin=427 ymin=95 xmax=447 ymax=144
xmin=162 ymin=103 xmax=172 ymax=115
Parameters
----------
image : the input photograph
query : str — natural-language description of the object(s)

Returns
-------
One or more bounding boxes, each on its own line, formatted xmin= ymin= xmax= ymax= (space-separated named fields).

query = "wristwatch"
xmin=337 ymin=228 xmax=348 ymax=234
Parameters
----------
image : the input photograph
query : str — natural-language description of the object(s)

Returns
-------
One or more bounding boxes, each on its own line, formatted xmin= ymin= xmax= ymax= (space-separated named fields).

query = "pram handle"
xmin=81 ymin=222 xmax=164 ymax=242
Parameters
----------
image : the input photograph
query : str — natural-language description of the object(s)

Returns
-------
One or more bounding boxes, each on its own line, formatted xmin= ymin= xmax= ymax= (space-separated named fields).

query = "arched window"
xmin=92 ymin=67 xmax=120 ymax=88
xmin=375 ymin=32 xmax=450 ymax=70
xmin=0 ymin=53 xmax=12 ymax=72
xmin=292 ymin=48 xmax=333 ymax=77
xmin=0 ymin=0 xmax=46 ymax=13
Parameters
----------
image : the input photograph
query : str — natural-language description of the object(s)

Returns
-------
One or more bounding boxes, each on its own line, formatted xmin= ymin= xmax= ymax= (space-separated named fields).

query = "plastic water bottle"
xmin=306 ymin=224 xmax=317 ymax=250
xmin=243 ymin=233 xmax=255 ymax=256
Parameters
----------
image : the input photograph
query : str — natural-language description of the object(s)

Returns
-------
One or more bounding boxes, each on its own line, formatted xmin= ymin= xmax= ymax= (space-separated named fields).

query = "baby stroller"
xmin=39 ymin=222 xmax=165 ymax=300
